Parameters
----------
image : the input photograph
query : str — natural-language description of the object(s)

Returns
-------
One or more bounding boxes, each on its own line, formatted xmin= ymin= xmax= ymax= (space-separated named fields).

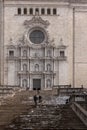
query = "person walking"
xmin=33 ymin=95 xmax=37 ymax=107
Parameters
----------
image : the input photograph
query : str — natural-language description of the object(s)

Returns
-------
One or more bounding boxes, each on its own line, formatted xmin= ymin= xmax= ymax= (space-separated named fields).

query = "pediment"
xmin=7 ymin=45 xmax=16 ymax=49
xmin=57 ymin=38 xmax=67 ymax=49
xmin=58 ymin=44 xmax=67 ymax=49
xmin=24 ymin=16 xmax=50 ymax=28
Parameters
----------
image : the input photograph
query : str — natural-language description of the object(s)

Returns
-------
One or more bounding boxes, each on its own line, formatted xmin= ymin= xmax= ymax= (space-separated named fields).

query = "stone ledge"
xmin=71 ymin=102 xmax=87 ymax=127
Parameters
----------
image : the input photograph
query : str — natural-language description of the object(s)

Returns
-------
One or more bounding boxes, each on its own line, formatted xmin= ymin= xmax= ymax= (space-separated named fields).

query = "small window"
xmin=35 ymin=8 xmax=39 ymax=15
xmin=18 ymin=8 xmax=21 ymax=15
xmin=9 ymin=51 xmax=14 ymax=57
xmin=30 ymin=8 xmax=33 ymax=15
xmin=41 ymin=8 xmax=45 ymax=15
xmin=53 ymin=8 xmax=57 ymax=15
xmin=24 ymin=8 xmax=27 ymax=15
xmin=47 ymin=8 xmax=51 ymax=15
xmin=60 ymin=51 xmax=65 ymax=57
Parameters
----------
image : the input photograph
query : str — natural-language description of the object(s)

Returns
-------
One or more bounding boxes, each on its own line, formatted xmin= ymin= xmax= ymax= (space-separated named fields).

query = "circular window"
xmin=29 ymin=30 xmax=45 ymax=44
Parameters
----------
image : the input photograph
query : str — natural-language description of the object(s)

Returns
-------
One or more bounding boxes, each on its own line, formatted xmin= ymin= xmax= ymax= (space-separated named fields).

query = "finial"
xmin=60 ymin=38 xmax=63 ymax=45
xmin=10 ymin=38 xmax=12 ymax=42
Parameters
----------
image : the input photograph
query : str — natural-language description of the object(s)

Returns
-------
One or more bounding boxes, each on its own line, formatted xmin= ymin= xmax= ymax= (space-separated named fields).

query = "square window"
xmin=35 ymin=8 xmax=39 ymax=15
xmin=24 ymin=8 xmax=27 ymax=14
xmin=53 ymin=8 xmax=57 ymax=15
xmin=60 ymin=51 xmax=65 ymax=57
xmin=30 ymin=8 xmax=33 ymax=15
xmin=47 ymin=9 xmax=51 ymax=15
xmin=41 ymin=8 xmax=45 ymax=15
xmin=18 ymin=8 xmax=21 ymax=15
xmin=9 ymin=51 xmax=14 ymax=57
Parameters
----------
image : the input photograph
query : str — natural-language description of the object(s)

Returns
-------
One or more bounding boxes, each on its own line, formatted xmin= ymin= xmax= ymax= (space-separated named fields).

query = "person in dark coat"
xmin=33 ymin=95 xmax=37 ymax=107
xmin=39 ymin=95 xmax=42 ymax=103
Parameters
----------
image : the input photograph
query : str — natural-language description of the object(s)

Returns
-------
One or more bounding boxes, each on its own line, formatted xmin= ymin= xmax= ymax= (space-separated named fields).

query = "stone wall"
xmin=0 ymin=0 xmax=87 ymax=88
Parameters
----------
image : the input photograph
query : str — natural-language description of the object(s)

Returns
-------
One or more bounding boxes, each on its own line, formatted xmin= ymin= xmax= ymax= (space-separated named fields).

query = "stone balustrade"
xmin=71 ymin=102 xmax=87 ymax=127
xmin=57 ymin=87 xmax=83 ymax=96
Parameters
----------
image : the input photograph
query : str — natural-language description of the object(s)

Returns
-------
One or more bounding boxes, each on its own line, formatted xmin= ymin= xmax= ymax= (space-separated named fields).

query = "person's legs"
xmin=34 ymin=99 xmax=37 ymax=107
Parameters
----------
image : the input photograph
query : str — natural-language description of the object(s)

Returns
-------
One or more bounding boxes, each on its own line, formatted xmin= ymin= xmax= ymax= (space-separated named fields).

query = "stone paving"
xmin=3 ymin=104 xmax=87 ymax=130
xmin=4 ymin=105 xmax=61 ymax=130
xmin=0 ymin=90 xmax=87 ymax=130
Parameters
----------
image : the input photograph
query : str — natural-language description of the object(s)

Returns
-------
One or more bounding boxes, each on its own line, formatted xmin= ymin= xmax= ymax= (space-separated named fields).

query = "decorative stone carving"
xmin=18 ymin=35 xmax=28 ymax=45
xmin=58 ymin=38 xmax=67 ymax=49
xmin=24 ymin=16 xmax=50 ymax=28
xmin=35 ymin=53 xmax=38 ymax=57
xmin=7 ymin=45 xmax=16 ymax=49
xmin=7 ymin=38 xmax=16 ymax=49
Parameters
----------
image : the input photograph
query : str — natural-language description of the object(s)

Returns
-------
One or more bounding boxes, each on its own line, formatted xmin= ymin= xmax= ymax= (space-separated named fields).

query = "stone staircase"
xmin=0 ymin=87 xmax=54 ymax=97
xmin=4 ymin=104 xmax=87 ymax=130
xmin=0 ymin=90 xmax=87 ymax=130
xmin=59 ymin=104 xmax=87 ymax=129
xmin=0 ymin=87 xmax=13 ymax=96
xmin=0 ymin=86 xmax=21 ymax=98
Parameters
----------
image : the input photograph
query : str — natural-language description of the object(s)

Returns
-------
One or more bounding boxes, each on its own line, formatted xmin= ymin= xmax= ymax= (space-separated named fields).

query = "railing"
xmin=56 ymin=87 xmax=83 ymax=96
xmin=71 ymin=102 xmax=87 ymax=126
xmin=54 ymin=85 xmax=71 ymax=88
xmin=6 ymin=56 xmax=18 ymax=60
xmin=7 ymin=56 xmax=67 ymax=61
xmin=18 ymin=71 xmax=56 ymax=75
xmin=0 ymin=85 xmax=19 ymax=92
xmin=58 ymin=56 xmax=67 ymax=61
xmin=83 ymin=88 xmax=87 ymax=94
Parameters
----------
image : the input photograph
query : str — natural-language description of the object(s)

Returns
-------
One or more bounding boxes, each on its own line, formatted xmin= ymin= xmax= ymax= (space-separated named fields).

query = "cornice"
xmin=70 ymin=0 xmax=87 ymax=4
xmin=2 ymin=0 xmax=87 ymax=8
xmin=4 ymin=4 xmax=70 ymax=8
xmin=4 ymin=0 xmax=69 ymax=2
xmin=3 ymin=0 xmax=87 ymax=4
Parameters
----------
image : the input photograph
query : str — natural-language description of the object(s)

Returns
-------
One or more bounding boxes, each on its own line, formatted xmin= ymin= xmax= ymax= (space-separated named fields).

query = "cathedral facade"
xmin=0 ymin=0 xmax=87 ymax=89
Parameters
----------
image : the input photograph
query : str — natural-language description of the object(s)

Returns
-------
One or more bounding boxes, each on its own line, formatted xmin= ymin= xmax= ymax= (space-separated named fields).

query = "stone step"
xmin=4 ymin=104 xmax=87 ymax=130
xmin=0 ymin=87 xmax=15 ymax=97
xmin=0 ymin=90 xmax=87 ymax=130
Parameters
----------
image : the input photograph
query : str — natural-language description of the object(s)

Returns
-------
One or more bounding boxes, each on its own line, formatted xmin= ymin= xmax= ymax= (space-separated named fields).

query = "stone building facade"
xmin=0 ymin=0 xmax=87 ymax=89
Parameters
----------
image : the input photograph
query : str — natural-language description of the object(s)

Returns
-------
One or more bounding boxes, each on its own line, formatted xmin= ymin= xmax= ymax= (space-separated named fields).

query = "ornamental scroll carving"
xmin=24 ymin=16 xmax=50 ymax=28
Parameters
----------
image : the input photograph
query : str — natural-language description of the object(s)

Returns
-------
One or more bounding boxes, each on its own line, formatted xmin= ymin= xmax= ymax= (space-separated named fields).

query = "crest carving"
xmin=24 ymin=16 xmax=50 ymax=28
